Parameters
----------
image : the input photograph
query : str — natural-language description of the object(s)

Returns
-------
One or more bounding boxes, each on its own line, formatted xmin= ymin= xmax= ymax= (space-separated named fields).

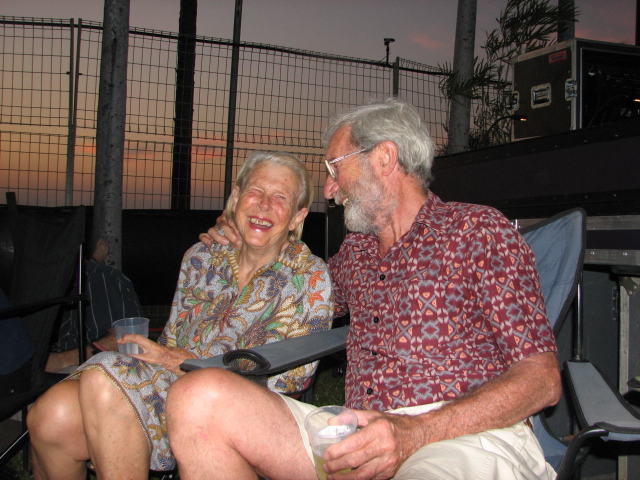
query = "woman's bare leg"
xmin=28 ymin=381 xmax=90 ymax=480
xmin=77 ymin=369 xmax=150 ymax=479
xmin=167 ymin=368 xmax=316 ymax=480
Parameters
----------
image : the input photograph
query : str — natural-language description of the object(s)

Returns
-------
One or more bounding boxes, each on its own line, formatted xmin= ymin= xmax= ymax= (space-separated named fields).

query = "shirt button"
xmin=366 ymin=388 xmax=373 ymax=394
xmin=372 ymin=351 xmax=378 ymax=356
xmin=373 ymin=316 xmax=379 ymax=324
xmin=379 ymin=274 xmax=386 ymax=280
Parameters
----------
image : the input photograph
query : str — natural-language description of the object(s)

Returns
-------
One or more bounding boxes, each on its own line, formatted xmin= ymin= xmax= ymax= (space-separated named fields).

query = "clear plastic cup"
xmin=113 ymin=317 xmax=149 ymax=354
xmin=304 ymin=405 xmax=358 ymax=480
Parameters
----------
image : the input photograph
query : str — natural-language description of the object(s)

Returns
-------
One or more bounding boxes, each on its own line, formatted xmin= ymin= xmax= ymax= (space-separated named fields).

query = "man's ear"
xmin=376 ymin=141 xmax=399 ymax=176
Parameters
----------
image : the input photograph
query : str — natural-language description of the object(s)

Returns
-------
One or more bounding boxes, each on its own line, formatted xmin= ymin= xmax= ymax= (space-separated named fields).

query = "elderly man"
xmin=166 ymin=98 xmax=560 ymax=480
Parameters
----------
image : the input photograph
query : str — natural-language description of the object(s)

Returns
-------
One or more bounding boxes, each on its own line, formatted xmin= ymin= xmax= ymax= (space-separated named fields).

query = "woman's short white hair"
xmin=224 ymin=151 xmax=313 ymax=242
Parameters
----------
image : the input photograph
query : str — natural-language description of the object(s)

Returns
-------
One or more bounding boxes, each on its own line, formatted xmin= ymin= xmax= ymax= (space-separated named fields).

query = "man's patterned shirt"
xmin=328 ymin=192 xmax=557 ymax=411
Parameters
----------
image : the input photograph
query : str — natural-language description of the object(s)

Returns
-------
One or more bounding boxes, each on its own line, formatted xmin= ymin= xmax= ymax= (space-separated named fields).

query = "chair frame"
xmin=0 ymin=194 xmax=88 ymax=477
xmin=184 ymin=208 xmax=640 ymax=478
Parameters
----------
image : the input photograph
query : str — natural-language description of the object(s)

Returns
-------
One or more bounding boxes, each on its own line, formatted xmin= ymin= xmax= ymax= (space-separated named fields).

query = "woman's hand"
xmin=117 ymin=334 xmax=198 ymax=376
xmin=199 ymin=212 xmax=242 ymax=248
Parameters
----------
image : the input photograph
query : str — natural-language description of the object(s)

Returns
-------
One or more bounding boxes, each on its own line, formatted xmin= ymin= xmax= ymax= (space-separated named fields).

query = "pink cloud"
xmin=576 ymin=1 xmax=636 ymax=44
xmin=409 ymin=32 xmax=448 ymax=52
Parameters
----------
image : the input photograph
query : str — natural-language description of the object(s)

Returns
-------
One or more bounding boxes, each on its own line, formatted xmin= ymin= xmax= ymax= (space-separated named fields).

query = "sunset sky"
xmin=4 ymin=0 xmax=637 ymax=67
xmin=2 ymin=0 xmax=637 ymax=209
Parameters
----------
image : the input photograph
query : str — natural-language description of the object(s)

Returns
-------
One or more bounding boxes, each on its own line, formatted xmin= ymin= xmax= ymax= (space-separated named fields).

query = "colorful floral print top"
xmin=161 ymin=240 xmax=334 ymax=392
xmin=73 ymin=240 xmax=333 ymax=471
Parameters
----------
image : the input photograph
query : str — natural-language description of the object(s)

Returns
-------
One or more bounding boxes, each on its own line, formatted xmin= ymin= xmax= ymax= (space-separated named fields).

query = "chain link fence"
xmin=1 ymin=16 xmax=488 ymax=212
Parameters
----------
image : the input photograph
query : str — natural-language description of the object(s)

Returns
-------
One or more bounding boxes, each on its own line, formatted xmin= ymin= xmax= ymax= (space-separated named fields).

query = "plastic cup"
xmin=113 ymin=317 xmax=149 ymax=354
xmin=304 ymin=405 xmax=358 ymax=480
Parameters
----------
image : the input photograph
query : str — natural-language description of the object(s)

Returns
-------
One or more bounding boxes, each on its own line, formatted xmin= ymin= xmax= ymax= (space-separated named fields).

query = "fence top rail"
xmin=1 ymin=15 xmax=447 ymax=76
xmin=128 ymin=26 xmax=450 ymax=75
xmin=0 ymin=15 xmax=73 ymax=28
xmin=121 ymin=23 xmax=397 ymax=68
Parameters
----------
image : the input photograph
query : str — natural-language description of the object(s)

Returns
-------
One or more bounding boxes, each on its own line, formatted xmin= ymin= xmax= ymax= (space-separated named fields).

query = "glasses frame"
xmin=324 ymin=147 xmax=369 ymax=179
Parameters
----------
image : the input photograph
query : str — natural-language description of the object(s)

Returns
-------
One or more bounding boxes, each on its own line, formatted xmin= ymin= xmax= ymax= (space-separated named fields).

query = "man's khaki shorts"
xmin=280 ymin=396 xmax=556 ymax=480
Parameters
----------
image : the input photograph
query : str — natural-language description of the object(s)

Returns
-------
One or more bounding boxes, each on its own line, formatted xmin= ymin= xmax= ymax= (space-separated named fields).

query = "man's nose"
xmin=324 ymin=174 xmax=339 ymax=200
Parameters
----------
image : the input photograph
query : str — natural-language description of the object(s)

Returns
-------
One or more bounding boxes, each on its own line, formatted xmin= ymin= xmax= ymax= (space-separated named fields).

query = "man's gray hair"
xmin=322 ymin=98 xmax=435 ymax=191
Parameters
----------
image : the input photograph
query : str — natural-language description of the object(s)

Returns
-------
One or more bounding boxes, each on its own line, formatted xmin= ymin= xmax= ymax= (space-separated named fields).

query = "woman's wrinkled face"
xmin=232 ymin=163 xmax=308 ymax=254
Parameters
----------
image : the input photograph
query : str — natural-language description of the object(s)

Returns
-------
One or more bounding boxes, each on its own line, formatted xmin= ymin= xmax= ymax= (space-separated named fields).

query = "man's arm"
xmin=324 ymin=351 xmax=560 ymax=480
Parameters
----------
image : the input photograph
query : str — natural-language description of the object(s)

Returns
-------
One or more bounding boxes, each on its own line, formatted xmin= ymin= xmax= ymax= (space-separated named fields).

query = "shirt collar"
xmin=413 ymin=190 xmax=441 ymax=226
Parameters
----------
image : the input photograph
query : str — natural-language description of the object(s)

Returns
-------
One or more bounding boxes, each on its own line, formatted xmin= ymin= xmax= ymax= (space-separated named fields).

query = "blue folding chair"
xmin=185 ymin=207 xmax=640 ymax=478
xmin=518 ymin=208 xmax=586 ymax=474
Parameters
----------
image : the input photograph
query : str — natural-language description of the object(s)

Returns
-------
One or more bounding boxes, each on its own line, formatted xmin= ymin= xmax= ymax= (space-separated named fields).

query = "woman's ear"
xmin=231 ymin=186 xmax=240 ymax=213
xmin=289 ymin=207 xmax=309 ymax=232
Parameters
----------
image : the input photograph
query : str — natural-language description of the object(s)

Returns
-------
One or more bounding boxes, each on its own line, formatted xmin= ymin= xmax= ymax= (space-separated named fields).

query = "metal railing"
xmin=0 ymin=16 xmax=490 ymax=212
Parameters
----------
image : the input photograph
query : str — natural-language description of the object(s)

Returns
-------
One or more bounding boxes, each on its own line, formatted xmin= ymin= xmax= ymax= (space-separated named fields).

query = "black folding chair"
xmin=0 ymin=194 xmax=87 ymax=477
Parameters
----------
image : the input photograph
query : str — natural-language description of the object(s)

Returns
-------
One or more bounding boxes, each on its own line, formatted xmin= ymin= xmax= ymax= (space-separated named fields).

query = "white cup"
xmin=113 ymin=317 xmax=149 ymax=354
xmin=304 ymin=405 xmax=358 ymax=480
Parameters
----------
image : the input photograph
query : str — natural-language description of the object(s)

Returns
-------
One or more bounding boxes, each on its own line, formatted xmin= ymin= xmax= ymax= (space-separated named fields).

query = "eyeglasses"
xmin=324 ymin=148 xmax=369 ymax=179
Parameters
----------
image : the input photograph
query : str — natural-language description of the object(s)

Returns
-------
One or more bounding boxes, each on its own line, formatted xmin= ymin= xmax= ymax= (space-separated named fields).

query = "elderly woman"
xmin=27 ymin=151 xmax=334 ymax=479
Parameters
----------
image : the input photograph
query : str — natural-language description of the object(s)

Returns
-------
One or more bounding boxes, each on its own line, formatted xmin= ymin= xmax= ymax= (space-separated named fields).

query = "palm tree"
xmin=440 ymin=0 xmax=578 ymax=151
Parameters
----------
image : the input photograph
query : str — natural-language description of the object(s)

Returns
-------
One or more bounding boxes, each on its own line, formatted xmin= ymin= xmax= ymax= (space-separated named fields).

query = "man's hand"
xmin=326 ymin=351 xmax=561 ymax=479
xmin=320 ymin=351 xmax=561 ymax=479
xmin=323 ymin=410 xmax=427 ymax=480
xmin=198 ymin=212 xmax=242 ymax=249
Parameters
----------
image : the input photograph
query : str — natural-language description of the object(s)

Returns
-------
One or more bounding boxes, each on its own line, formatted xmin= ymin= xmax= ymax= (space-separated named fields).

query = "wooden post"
xmin=447 ymin=0 xmax=477 ymax=154
xmin=93 ymin=0 xmax=130 ymax=269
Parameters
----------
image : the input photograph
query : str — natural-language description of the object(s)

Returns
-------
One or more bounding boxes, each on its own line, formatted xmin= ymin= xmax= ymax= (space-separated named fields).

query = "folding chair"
xmin=517 ymin=208 xmax=586 ymax=473
xmin=0 ymin=194 xmax=87 ymax=477
xmin=185 ymin=208 xmax=632 ymax=478
xmin=182 ymin=209 xmax=582 ymax=387
xmin=522 ymin=209 xmax=640 ymax=479
xmin=553 ymin=271 xmax=640 ymax=471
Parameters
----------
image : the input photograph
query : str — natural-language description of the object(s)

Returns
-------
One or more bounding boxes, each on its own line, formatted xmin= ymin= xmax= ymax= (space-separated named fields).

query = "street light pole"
xmin=384 ymin=38 xmax=395 ymax=65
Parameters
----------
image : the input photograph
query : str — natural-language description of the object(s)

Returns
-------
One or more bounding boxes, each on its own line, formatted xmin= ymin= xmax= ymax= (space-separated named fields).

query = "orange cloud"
xmin=409 ymin=32 xmax=448 ymax=52
xmin=575 ymin=2 xmax=636 ymax=45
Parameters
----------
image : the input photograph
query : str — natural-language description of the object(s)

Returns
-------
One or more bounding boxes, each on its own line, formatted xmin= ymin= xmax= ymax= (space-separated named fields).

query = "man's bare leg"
xmin=45 ymin=349 xmax=83 ymax=373
xmin=167 ymin=368 xmax=317 ymax=480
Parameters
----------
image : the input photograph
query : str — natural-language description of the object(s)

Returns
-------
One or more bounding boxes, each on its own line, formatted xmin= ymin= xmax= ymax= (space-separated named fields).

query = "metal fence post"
xmin=392 ymin=57 xmax=400 ymax=97
xmin=171 ymin=0 xmax=197 ymax=211
xmin=223 ymin=0 xmax=243 ymax=202
xmin=65 ymin=19 xmax=82 ymax=207
xmin=64 ymin=18 xmax=75 ymax=206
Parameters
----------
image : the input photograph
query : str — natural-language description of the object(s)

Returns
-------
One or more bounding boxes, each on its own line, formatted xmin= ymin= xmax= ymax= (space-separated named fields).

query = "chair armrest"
xmin=0 ymin=294 xmax=89 ymax=321
xmin=181 ymin=325 xmax=349 ymax=375
xmin=565 ymin=360 xmax=640 ymax=441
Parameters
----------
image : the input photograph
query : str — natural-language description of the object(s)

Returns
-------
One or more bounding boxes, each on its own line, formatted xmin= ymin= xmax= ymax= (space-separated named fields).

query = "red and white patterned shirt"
xmin=328 ymin=192 xmax=557 ymax=411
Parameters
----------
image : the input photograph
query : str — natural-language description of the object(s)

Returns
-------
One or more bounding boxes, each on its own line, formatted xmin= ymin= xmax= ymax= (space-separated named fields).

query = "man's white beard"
xmin=344 ymin=197 xmax=379 ymax=235
xmin=342 ymin=163 xmax=393 ymax=235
